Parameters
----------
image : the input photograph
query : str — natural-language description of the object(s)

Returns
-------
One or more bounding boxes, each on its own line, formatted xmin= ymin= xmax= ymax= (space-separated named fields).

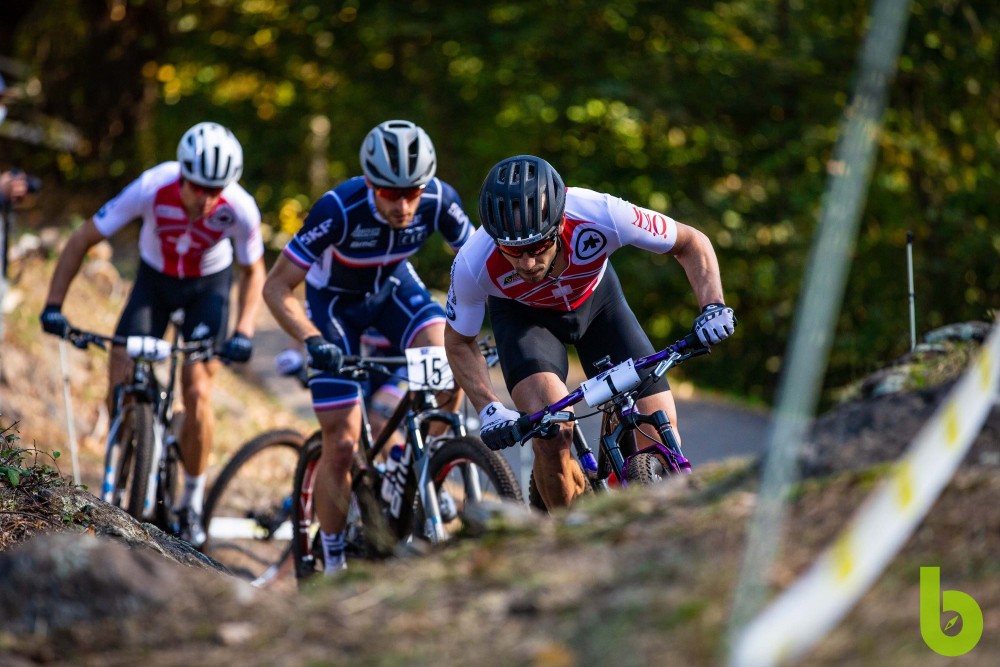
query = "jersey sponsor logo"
xmin=350 ymin=226 xmax=381 ymax=239
xmin=502 ymin=271 xmax=521 ymax=286
xmin=630 ymin=206 xmax=671 ymax=238
xmin=447 ymin=201 xmax=470 ymax=227
xmin=574 ymin=228 xmax=607 ymax=261
xmin=396 ymin=226 xmax=429 ymax=246
xmin=299 ymin=219 xmax=333 ymax=246
xmin=154 ymin=204 xmax=187 ymax=220
xmin=349 ymin=240 xmax=379 ymax=249
xmin=205 ymin=204 xmax=237 ymax=230
xmin=448 ymin=263 xmax=458 ymax=304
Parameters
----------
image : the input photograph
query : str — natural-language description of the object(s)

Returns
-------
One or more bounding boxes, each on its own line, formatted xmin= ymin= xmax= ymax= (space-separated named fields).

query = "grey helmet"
xmin=359 ymin=120 xmax=437 ymax=188
xmin=177 ymin=122 xmax=244 ymax=189
xmin=478 ymin=155 xmax=566 ymax=246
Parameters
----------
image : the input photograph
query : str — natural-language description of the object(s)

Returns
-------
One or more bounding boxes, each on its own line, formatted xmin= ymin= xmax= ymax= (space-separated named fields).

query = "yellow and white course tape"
xmin=730 ymin=316 xmax=1000 ymax=667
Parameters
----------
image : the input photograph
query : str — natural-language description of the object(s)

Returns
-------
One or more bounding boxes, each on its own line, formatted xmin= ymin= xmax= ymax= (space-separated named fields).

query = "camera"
xmin=9 ymin=168 xmax=41 ymax=194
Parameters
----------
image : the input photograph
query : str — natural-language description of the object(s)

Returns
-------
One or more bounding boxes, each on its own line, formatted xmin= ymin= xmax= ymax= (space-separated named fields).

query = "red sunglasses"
xmin=182 ymin=178 xmax=224 ymax=197
xmin=375 ymin=185 xmax=425 ymax=202
xmin=496 ymin=236 xmax=558 ymax=258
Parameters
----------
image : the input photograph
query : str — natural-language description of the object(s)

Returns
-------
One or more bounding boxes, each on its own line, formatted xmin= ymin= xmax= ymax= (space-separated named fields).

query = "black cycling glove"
xmin=305 ymin=335 xmax=343 ymax=373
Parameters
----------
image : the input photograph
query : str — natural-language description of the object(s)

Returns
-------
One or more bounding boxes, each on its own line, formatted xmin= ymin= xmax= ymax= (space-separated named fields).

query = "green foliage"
xmin=6 ymin=0 xmax=999 ymax=405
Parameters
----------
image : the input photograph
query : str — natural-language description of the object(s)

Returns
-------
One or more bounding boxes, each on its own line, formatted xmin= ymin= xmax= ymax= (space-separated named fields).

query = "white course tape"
xmin=730 ymin=316 xmax=1000 ymax=667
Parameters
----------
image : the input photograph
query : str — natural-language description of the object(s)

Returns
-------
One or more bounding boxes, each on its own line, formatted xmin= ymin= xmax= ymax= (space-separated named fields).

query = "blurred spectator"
xmin=0 ymin=72 xmax=29 ymax=208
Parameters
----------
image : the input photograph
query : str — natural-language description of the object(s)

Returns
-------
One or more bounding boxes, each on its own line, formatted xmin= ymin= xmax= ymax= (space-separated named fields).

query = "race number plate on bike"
xmin=581 ymin=358 xmax=641 ymax=407
xmin=125 ymin=336 xmax=172 ymax=362
xmin=405 ymin=346 xmax=455 ymax=390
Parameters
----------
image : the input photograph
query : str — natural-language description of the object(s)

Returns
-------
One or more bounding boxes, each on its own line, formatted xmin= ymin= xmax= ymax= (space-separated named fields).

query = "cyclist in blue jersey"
xmin=264 ymin=120 xmax=472 ymax=575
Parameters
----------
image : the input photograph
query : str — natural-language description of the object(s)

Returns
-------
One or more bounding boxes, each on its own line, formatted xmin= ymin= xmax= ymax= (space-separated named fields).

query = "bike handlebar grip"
xmin=515 ymin=414 xmax=534 ymax=434
xmin=680 ymin=332 xmax=704 ymax=350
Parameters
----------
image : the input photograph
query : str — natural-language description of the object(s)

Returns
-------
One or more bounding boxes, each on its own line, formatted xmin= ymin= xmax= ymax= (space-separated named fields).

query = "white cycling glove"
xmin=693 ymin=303 xmax=737 ymax=346
xmin=479 ymin=401 xmax=524 ymax=451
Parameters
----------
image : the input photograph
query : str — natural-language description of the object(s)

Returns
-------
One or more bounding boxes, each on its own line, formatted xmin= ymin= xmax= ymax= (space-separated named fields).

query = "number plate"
xmin=405 ymin=346 xmax=455 ymax=390
xmin=581 ymin=358 xmax=641 ymax=407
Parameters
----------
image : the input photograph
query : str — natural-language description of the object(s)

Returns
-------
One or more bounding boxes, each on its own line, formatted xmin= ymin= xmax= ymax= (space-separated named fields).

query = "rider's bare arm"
xmin=232 ymin=256 xmax=266 ymax=337
xmin=444 ymin=323 xmax=499 ymax=414
xmin=668 ymin=222 xmax=726 ymax=308
xmin=262 ymin=253 xmax=324 ymax=343
xmin=44 ymin=217 xmax=106 ymax=306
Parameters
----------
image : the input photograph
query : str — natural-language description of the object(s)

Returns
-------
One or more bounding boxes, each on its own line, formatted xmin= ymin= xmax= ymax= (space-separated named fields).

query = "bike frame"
xmin=523 ymin=334 xmax=709 ymax=489
xmin=69 ymin=324 xmax=213 ymax=523
xmin=295 ymin=345 xmax=499 ymax=561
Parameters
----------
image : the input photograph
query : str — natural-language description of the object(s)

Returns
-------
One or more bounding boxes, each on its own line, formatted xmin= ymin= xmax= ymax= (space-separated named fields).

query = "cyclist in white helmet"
xmin=41 ymin=121 xmax=266 ymax=547
xmin=264 ymin=119 xmax=473 ymax=575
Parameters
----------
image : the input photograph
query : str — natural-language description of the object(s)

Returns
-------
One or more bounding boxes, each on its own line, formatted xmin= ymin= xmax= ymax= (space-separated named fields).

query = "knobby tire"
xmin=204 ymin=428 xmax=304 ymax=586
xmin=124 ymin=403 xmax=155 ymax=520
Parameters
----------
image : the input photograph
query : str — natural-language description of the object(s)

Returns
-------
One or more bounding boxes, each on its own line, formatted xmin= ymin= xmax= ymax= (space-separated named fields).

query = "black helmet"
xmin=478 ymin=155 xmax=566 ymax=246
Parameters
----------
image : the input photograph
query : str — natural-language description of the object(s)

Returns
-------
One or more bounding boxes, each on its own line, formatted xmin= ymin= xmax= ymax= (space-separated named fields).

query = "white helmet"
xmin=359 ymin=120 xmax=436 ymax=188
xmin=177 ymin=122 xmax=244 ymax=189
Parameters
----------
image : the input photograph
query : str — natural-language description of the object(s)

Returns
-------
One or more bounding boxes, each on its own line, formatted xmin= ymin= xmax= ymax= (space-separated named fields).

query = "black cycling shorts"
xmin=487 ymin=263 xmax=668 ymax=398
xmin=115 ymin=260 xmax=232 ymax=346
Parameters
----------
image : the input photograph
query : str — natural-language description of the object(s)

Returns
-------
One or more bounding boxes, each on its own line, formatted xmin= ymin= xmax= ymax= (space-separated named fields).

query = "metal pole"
xmin=906 ymin=230 xmax=916 ymax=351
xmin=59 ymin=338 xmax=81 ymax=484
xmin=0 ymin=204 xmax=9 ymax=380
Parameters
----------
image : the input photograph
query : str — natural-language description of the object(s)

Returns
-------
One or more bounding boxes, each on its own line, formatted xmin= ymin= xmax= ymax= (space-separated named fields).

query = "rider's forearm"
xmin=444 ymin=325 xmax=498 ymax=413
xmin=45 ymin=220 xmax=103 ymax=306
xmin=673 ymin=227 xmax=726 ymax=307
xmin=232 ymin=257 xmax=266 ymax=336
xmin=262 ymin=280 xmax=322 ymax=343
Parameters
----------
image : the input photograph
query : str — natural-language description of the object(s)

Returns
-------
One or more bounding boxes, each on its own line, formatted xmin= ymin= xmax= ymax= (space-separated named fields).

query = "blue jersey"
xmin=283 ymin=176 xmax=472 ymax=295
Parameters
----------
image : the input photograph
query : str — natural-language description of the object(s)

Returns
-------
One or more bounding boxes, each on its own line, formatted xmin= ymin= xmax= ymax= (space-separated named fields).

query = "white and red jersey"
xmin=93 ymin=161 xmax=264 ymax=278
xmin=446 ymin=186 xmax=679 ymax=337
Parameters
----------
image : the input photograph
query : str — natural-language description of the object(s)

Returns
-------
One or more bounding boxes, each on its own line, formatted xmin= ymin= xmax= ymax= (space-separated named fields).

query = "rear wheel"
xmin=420 ymin=436 xmax=522 ymax=537
xmin=203 ymin=428 xmax=304 ymax=588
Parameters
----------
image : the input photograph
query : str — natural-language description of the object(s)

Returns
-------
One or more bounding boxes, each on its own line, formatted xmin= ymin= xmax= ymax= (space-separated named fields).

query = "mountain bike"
xmin=65 ymin=322 xmax=225 ymax=530
xmin=201 ymin=342 xmax=402 ymax=587
xmin=510 ymin=333 xmax=711 ymax=509
xmin=291 ymin=342 xmax=522 ymax=580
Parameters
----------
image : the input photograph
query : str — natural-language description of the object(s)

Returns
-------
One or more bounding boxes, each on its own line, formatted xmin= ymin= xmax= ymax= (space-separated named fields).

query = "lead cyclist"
xmin=444 ymin=155 xmax=736 ymax=511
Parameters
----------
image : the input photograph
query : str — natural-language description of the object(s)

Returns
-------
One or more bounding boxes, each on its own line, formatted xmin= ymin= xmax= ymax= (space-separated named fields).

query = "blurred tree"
xmin=4 ymin=0 xmax=998 ymax=405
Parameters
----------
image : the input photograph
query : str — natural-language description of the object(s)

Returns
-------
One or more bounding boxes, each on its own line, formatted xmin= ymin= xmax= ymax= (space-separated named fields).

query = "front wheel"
xmin=103 ymin=402 xmax=155 ymax=521
xmin=203 ymin=428 xmax=304 ymax=588
xmin=420 ymin=436 xmax=523 ymax=538
xmin=624 ymin=452 xmax=669 ymax=485
xmin=290 ymin=434 xmax=394 ymax=584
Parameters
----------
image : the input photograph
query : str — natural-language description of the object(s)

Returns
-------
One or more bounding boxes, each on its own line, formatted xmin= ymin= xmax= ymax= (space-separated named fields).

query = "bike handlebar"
xmin=514 ymin=332 xmax=710 ymax=439
xmin=65 ymin=328 xmax=226 ymax=363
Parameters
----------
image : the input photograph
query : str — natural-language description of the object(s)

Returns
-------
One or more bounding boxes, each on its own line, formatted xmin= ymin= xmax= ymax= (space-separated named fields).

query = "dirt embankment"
xmin=2 ymin=247 xmax=999 ymax=666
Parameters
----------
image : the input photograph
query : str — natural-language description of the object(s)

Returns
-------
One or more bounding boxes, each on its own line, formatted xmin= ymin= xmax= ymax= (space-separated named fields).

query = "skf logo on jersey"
xmin=205 ymin=204 xmax=237 ymax=230
xmin=630 ymin=206 xmax=671 ymax=238
xmin=299 ymin=219 xmax=333 ymax=246
xmin=574 ymin=228 xmax=607 ymax=261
